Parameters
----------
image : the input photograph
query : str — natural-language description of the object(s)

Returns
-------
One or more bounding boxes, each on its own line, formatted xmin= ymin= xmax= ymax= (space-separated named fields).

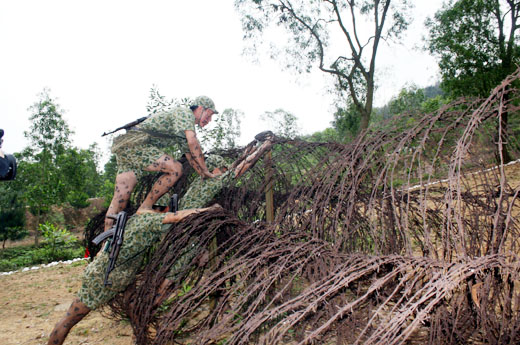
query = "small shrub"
xmin=46 ymin=211 xmax=66 ymax=229
xmin=67 ymin=191 xmax=91 ymax=209
xmin=0 ymin=243 xmax=84 ymax=272
xmin=40 ymin=222 xmax=77 ymax=257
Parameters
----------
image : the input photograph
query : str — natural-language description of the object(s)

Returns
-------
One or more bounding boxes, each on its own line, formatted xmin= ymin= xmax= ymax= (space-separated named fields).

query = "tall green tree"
xmin=235 ymin=0 xmax=411 ymax=133
xmin=58 ymin=144 xmax=103 ymax=208
xmin=21 ymin=88 xmax=72 ymax=244
xmin=427 ymin=0 xmax=520 ymax=97
xmin=427 ymin=0 xmax=520 ymax=162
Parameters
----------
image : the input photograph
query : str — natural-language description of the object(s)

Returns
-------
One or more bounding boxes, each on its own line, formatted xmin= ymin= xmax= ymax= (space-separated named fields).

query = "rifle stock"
xmin=92 ymin=229 xmax=115 ymax=246
xmin=101 ymin=116 xmax=148 ymax=137
xmin=91 ymin=211 xmax=128 ymax=286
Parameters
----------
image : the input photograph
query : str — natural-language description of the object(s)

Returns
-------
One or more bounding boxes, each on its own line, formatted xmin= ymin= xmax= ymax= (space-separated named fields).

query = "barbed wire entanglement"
xmin=96 ymin=70 xmax=520 ymax=344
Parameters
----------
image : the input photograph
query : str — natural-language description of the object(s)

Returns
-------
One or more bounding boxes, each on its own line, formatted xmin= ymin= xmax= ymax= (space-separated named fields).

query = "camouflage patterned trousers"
xmin=77 ymin=213 xmax=167 ymax=310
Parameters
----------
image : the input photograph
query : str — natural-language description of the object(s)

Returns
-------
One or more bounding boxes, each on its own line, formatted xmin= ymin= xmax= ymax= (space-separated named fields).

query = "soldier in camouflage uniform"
xmin=105 ymin=95 xmax=221 ymax=231
xmin=47 ymin=205 xmax=221 ymax=345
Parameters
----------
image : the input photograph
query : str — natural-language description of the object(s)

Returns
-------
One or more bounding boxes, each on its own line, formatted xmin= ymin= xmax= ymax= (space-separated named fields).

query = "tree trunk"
xmin=34 ymin=210 xmax=40 ymax=246
xmin=495 ymin=91 xmax=513 ymax=164
xmin=359 ymin=109 xmax=371 ymax=131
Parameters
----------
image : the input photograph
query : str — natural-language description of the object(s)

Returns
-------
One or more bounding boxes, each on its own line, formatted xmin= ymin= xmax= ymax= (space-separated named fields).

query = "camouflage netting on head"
xmin=87 ymin=70 xmax=520 ymax=344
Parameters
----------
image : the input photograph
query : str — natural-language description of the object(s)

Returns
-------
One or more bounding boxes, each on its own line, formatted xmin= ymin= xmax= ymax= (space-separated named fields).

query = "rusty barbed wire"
xmin=85 ymin=69 xmax=520 ymax=344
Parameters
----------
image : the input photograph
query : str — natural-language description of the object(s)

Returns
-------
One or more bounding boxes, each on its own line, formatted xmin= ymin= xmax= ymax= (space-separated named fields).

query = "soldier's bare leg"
xmin=47 ymin=298 xmax=91 ymax=345
xmin=137 ymin=155 xmax=183 ymax=214
xmin=104 ymin=171 xmax=138 ymax=231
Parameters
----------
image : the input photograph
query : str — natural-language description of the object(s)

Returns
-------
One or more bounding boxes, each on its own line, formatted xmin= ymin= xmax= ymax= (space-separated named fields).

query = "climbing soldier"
xmin=105 ymin=96 xmax=221 ymax=231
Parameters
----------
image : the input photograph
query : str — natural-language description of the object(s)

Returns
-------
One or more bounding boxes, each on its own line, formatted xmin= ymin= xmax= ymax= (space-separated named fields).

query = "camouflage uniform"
xmin=179 ymin=171 xmax=232 ymax=209
xmin=112 ymin=107 xmax=195 ymax=178
xmin=179 ymin=155 xmax=230 ymax=209
xmin=77 ymin=213 xmax=168 ymax=310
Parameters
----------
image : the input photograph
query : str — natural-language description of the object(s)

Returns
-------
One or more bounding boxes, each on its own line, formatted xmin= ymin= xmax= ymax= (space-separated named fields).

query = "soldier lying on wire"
xmin=46 ymin=132 xmax=274 ymax=345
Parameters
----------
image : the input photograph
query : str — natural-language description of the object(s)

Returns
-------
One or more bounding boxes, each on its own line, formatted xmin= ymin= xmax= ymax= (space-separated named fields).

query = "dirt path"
xmin=0 ymin=261 xmax=133 ymax=345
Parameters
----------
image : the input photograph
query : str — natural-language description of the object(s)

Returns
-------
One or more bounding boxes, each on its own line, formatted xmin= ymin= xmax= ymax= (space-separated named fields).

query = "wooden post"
xmin=265 ymin=150 xmax=274 ymax=222
xmin=208 ymin=235 xmax=218 ymax=311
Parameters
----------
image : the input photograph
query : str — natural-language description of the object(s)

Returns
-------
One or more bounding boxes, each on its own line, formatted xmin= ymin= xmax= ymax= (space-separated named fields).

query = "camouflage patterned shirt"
xmin=111 ymin=107 xmax=196 ymax=177
xmin=137 ymin=106 xmax=195 ymax=153
xmin=179 ymin=171 xmax=233 ymax=210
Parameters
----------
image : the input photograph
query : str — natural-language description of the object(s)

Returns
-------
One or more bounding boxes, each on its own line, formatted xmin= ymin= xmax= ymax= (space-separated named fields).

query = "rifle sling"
xmin=133 ymin=128 xmax=186 ymax=141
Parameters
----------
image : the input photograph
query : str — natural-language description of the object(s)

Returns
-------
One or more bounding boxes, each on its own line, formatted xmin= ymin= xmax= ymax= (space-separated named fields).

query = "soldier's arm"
xmin=184 ymin=130 xmax=215 ymax=179
xmin=233 ymin=139 xmax=274 ymax=178
xmin=162 ymin=204 xmax=222 ymax=223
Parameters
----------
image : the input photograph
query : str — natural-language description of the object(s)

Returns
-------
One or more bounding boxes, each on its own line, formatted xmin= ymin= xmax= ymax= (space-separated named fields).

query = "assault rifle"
xmin=101 ymin=116 xmax=148 ymax=137
xmin=92 ymin=211 xmax=128 ymax=286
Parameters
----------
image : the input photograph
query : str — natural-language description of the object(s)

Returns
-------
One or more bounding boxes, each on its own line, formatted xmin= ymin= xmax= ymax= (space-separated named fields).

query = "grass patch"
xmin=0 ymin=242 xmax=85 ymax=272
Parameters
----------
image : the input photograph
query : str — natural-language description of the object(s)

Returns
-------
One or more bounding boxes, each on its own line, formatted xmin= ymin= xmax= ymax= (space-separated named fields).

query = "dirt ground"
xmin=0 ymin=261 xmax=133 ymax=345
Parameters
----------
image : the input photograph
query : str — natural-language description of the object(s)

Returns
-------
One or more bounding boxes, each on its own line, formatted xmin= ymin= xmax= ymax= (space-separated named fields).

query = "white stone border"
xmin=1 ymin=257 xmax=87 ymax=276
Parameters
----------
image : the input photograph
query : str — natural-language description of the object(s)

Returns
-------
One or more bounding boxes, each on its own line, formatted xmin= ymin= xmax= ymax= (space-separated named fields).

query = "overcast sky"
xmin=0 ymin=0 xmax=445 ymax=164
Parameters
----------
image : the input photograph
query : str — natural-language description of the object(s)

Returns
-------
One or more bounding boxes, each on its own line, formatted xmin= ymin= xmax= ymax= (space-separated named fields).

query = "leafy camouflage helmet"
xmin=205 ymin=154 xmax=227 ymax=171
xmin=192 ymin=96 xmax=219 ymax=114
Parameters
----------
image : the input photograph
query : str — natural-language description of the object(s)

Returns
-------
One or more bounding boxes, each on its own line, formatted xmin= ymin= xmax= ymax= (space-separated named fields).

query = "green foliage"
xmin=260 ymin=108 xmax=300 ymax=138
xmin=388 ymin=86 xmax=426 ymax=116
xmin=100 ymin=179 xmax=116 ymax=209
xmin=17 ymin=88 xmax=72 ymax=239
xmin=305 ymin=127 xmax=341 ymax=143
xmin=40 ymin=222 xmax=76 ymax=244
xmin=8 ymin=89 xmax=104 ymax=243
xmin=0 ymin=226 xmax=28 ymax=249
xmin=66 ymin=191 xmax=90 ymax=208
xmin=421 ymin=95 xmax=449 ymax=114
xmin=199 ymin=108 xmax=243 ymax=151
xmin=0 ymin=224 xmax=83 ymax=272
xmin=0 ymin=243 xmax=84 ymax=272
xmin=426 ymin=0 xmax=520 ymax=97
xmin=426 ymin=0 xmax=520 ymax=162
xmin=58 ymin=144 xmax=103 ymax=204
xmin=0 ymin=181 xmax=27 ymax=248
xmin=369 ymin=85 xmax=449 ymax=134
xmin=100 ymin=154 xmax=117 ymax=208
xmin=332 ymin=103 xmax=361 ymax=140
